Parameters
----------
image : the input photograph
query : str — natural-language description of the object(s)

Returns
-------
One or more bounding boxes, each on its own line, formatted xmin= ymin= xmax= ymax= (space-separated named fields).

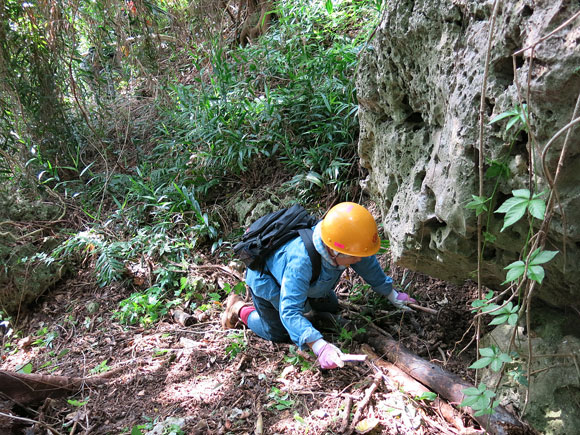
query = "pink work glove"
xmin=388 ymin=289 xmax=417 ymax=311
xmin=312 ymin=339 xmax=345 ymax=369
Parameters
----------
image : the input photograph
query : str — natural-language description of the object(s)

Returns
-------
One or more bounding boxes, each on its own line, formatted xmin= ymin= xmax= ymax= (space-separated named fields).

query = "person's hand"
xmin=312 ymin=339 xmax=345 ymax=369
xmin=388 ymin=289 xmax=416 ymax=311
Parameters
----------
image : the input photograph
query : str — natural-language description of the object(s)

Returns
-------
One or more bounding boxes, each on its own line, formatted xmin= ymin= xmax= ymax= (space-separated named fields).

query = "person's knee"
xmin=269 ymin=331 xmax=291 ymax=343
xmin=326 ymin=299 xmax=339 ymax=313
xmin=261 ymin=322 xmax=290 ymax=343
xmin=309 ymin=294 xmax=339 ymax=313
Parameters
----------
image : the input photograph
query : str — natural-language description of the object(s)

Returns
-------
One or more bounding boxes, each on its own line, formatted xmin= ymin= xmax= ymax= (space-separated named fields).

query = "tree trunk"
xmin=366 ymin=331 xmax=534 ymax=435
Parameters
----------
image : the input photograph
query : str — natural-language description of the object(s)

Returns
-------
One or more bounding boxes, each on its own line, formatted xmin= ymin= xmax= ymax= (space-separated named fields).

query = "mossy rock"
xmin=0 ymin=189 xmax=68 ymax=316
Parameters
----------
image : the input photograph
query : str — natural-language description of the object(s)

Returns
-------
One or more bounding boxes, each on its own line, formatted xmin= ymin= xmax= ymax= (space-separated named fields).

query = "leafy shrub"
xmin=157 ymin=0 xmax=379 ymax=199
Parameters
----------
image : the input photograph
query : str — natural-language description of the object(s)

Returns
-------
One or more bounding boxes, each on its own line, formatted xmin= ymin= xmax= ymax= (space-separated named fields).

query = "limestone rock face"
xmin=481 ymin=304 xmax=580 ymax=434
xmin=357 ymin=0 xmax=580 ymax=307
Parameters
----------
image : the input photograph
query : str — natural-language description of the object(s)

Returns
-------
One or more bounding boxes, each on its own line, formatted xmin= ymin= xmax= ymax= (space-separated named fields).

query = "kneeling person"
xmin=222 ymin=202 xmax=415 ymax=369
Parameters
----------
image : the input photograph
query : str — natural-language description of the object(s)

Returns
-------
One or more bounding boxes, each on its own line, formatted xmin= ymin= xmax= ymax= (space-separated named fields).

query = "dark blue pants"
xmin=246 ymin=288 xmax=339 ymax=343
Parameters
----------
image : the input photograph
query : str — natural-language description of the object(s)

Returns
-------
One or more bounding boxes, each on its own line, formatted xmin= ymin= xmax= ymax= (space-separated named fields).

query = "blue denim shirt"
xmin=245 ymin=222 xmax=393 ymax=349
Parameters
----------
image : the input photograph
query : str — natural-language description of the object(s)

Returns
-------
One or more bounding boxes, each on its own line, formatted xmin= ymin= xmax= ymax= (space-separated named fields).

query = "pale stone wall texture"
xmin=357 ymin=0 xmax=580 ymax=307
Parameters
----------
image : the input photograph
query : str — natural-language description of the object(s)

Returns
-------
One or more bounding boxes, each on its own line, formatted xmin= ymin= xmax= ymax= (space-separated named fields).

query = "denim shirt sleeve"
xmin=351 ymin=255 xmax=393 ymax=296
xmin=267 ymin=238 xmax=323 ymax=349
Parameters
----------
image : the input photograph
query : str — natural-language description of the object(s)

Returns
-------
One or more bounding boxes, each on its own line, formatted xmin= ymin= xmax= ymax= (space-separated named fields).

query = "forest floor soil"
xmin=2 ymin=259 xmax=489 ymax=434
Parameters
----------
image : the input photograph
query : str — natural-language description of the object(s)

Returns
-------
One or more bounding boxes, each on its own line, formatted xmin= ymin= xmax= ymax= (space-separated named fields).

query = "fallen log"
xmin=0 ymin=370 xmax=110 ymax=406
xmin=366 ymin=331 xmax=533 ymax=435
xmin=361 ymin=344 xmax=467 ymax=432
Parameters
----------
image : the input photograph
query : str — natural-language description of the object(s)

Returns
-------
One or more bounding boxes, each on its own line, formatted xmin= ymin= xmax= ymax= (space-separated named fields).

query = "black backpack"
xmin=233 ymin=204 xmax=321 ymax=283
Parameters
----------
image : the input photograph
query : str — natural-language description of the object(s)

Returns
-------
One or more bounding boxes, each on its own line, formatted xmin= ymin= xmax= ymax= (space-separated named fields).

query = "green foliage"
xmin=68 ymin=398 xmax=90 ymax=407
xmin=162 ymin=425 xmax=185 ymax=435
xmin=485 ymin=159 xmax=510 ymax=180
xmin=495 ymin=189 xmax=547 ymax=232
xmin=507 ymin=365 xmax=529 ymax=387
xmin=51 ymin=192 xmax=219 ymax=327
xmin=338 ymin=325 xmax=366 ymax=349
xmin=225 ymin=331 xmax=247 ymax=360
xmin=267 ymin=386 xmax=296 ymax=410
xmin=490 ymin=104 xmax=529 ymax=133
xmin=466 ymin=195 xmax=490 ymax=216
xmin=471 ymin=291 xmax=521 ymax=326
xmin=222 ymin=281 xmax=247 ymax=297
xmin=17 ymin=362 xmax=33 ymax=374
xmin=469 ymin=346 xmax=513 ymax=372
xmin=52 ymin=230 xmax=126 ymax=287
xmin=90 ymin=359 xmax=111 ymax=374
xmin=460 ymin=383 xmax=500 ymax=417
xmin=325 ymin=0 xmax=334 ymax=14
xmin=32 ymin=326 xmax=59 ymax=349
xmin=284 ymin=345 xmax=313 ymax=371
xmin=349 ymin=283 xmax=371 ymax=303
xmin=127 ymin=416 xmax=157 ymax=435
xmin=484 ymin=301 xmax=520 ymax=326
xmin=114 ymin=286 xmax=170 ymax=327
xmin=159 ymin=0 xmax=380 ymax=200
xmin=503 ymin=248 xmax=559 ymax=285
xmin=293 ymin=412 xmax=309 ymax=429
xmin=471 ymin=290 xmax=495 ymax=312
xmin=3 ymin=0 xmax=381 ymax=334
xmin=377 ymin=237 xmax=391 ymax=255
xmin=414 ymin=392 xmax=437 ymax=402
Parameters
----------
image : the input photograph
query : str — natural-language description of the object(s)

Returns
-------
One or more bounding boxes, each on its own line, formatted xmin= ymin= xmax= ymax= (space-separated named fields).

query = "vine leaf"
xmin=489 ymin=104 xmax=528 ymax=133
xmin=469 ymin=346 xmax=513 ymax=372
xmin=503 ymin=249 xmax=558 ymax=284
xmin=495 ymin=189 xmax=546 ymax=231
xmin=466 ymin=195 xmax=489 ymax=216
xmin=460 ymin=382 xmax=500 ymax=416
xmin=503 ymin=261 xmax=525 ymax=283
xmin=527 ymin=248 xmax=559 ymax=284
xmin=488 ymin=301 xmax=519 ymax=326
xmin=528 ymin=197 xmax=546 ymax=220
xmin=483 ymin=231 xmax=496 ymax=243
xmin=485 ymin=159 xmax=510 ymax=179
xmin=529 ymin=247 xmax=559 ymax=265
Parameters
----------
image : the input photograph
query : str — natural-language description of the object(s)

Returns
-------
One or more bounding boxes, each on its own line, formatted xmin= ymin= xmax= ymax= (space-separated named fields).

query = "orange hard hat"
xmin=320 ymin=202 xmax=380 ymax=257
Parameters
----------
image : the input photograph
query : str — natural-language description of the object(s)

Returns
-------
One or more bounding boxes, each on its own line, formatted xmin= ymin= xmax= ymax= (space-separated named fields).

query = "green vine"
xmin=461 ymin=5 xmax=580 ymax=423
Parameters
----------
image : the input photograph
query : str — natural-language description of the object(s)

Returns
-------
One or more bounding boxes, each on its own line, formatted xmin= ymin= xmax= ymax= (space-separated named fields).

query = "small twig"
xmin=529 ymin=363 xmax=571 ymax=376
xmin=408 ymin=303 xmax=438 ymax=315
xmin=339 ymin=396 xmax=353 ymax=433
xmin=438 ymin=347 xmax=448 ymax=366
xmin=0 ymin=411 xmax=63 ymax=435
xmin=513 ymin=10 xmax=580 ymax=55
xmin=518 ymin=352 xmax=578 ymax=359
xmin=255 ymin=411 xmax=263 ymax=435
xmin=348 ymin=372 xmax=382 ymax=432
xmin=421 ymin=412 xmax=460 ymax=435
xmin=188 ymin=264 xmax=245 ymax=282
xmin=234 ymin=354 xmax=249 ymax=372
xmin=70 ymin=419 xmax=78 ymax=435
xmin=540 ymin=116 xmax=580 ymax=185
